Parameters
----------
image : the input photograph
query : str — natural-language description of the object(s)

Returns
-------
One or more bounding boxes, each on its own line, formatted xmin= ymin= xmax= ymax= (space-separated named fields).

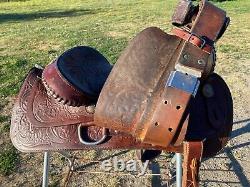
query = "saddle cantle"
xmin=42 ymin=46 xmax=112 ymax=106
xmin=10 ymin=0 xmax=233 ymax=186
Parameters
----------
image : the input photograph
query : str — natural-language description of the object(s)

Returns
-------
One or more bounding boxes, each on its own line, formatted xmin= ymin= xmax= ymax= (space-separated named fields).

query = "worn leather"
xmin=94 ymin=27 xmax=189 ymax=148
xmin=172 ymin=0 xmax=194 ymax=27
xmin=10 ymin=68 xmax=181 ymax=153
xmin=94 ymin=0 xmax=230 ymax=148
xmin=174 ymin=0 xmax=229 ymax=78
xmin=182 ymin=141 xmax=203 ymax=187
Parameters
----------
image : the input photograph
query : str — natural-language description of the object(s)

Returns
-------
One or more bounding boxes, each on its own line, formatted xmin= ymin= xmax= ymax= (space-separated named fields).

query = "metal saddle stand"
xmin=41 ymin=151 xmax=183 ymax=187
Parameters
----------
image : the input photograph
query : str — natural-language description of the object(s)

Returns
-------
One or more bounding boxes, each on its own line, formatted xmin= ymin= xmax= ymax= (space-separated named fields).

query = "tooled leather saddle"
xmin=10 ymin=0 xmax=233 ymax=186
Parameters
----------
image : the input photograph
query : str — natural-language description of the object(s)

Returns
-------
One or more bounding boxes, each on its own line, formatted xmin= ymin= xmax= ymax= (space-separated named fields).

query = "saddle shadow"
xmin=148 ymin=156 xmax=178 ymax=187
xmin=231 ymin=121 xmax=250 ymax=139
xmin=200 ymin=120 xmax=250 ymax=186
xmin=200 ymin=148 xmax=250 ymax=186
xmin=0 ymin=8 xmax=99 ymax=23
xmin=149 ymin=162 xmax=162 ymax=187
xmin=233 ymin=118 xmax=250 ymax=125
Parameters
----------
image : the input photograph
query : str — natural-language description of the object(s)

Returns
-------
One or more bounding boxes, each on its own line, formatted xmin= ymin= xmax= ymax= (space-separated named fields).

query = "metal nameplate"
xmin=166 ymin=71 xmax=200 ymax=97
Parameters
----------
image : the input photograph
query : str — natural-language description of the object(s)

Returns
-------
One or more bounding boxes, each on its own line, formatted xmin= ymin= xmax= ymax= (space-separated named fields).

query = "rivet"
xmin=154 ymin=122 xmax=159 ymax=127
xmin=198 ymin=59 xmax=205 ymax=65
xmin=202 ymin=84 xmax=214 ymax=98
xmin=183 ymin=54 xmax=189 ymax=60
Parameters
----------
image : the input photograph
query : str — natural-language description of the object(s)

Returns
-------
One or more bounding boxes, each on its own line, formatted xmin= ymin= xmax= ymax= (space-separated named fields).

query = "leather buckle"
xmin=187 ymin=33 xmax=206 ymax=49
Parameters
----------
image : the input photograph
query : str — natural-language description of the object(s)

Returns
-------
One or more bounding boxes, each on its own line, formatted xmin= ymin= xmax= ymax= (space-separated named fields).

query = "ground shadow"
xmin=231 ymin=122 xmax=250 ymax=139
xmin=0 ymin=8 xmax=99 ymax=23
xmin=233 ymin=118 xmax=250 ymax=125
xmin=200 ymin=147 xmax=250 ymax=186
xmin=224 ymin=148 xmax=250 ymax=186
xmin=149 ymin=162 xmax=162 ymax=187
xmin=74 ymin=150 xmax=129 ymax=171
xmin=200 ymin=119 xmax=250 ymax=186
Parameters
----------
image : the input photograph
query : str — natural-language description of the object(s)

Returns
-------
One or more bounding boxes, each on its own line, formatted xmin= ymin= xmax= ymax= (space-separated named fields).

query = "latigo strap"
xmin=173 ymin=0 xmax=229 ymax=77
xmin=182 ymin=141 xmax=203 ymax=187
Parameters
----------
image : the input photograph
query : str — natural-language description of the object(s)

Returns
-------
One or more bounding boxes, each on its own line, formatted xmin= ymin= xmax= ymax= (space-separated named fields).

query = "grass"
xmin=0 ymin=145 xmax=19 ymax=175
xmin=0 ymin=0 xmax=249 ymax=181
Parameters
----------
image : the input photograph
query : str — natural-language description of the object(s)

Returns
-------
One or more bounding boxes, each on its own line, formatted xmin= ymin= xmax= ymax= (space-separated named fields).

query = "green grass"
xmin=0 ymin=145 xmax=19 ymax=175
xmin=0 ymin=0 xmax=249 ymax=98
xmin=0 ymin=0 xmax=250 ymax=177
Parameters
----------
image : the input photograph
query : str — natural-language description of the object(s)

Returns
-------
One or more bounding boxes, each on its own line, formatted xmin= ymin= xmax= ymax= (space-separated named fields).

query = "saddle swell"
xmin=94 ymin=0 xmax=231 ymax=148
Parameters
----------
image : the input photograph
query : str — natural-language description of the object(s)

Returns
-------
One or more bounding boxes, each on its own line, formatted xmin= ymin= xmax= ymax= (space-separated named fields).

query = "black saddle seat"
xmin=57 ymin=46 xmax=112 ymax=98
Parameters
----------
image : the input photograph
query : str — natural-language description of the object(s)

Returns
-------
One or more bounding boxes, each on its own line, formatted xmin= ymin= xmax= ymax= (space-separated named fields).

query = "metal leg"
xmin=42 ymin=152 xmax=50 ymax=187
xmin=176 ymin=153 xmax=182 ymax=187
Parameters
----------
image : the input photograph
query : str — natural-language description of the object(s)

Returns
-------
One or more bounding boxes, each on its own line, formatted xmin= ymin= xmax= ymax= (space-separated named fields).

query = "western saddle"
xmin=10 ymin=0 xmax=233 ymax=186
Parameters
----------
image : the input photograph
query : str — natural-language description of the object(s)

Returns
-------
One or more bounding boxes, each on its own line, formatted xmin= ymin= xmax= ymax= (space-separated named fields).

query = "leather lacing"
xmin=42 ymin=77 xmax=79 ymax=107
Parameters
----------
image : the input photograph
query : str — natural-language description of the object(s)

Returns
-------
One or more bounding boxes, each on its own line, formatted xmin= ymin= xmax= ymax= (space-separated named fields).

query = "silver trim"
xmin=78 ymin=124 xmax=108 ymax=146
xmin=167 ymin=71 xmax=200 ymax=97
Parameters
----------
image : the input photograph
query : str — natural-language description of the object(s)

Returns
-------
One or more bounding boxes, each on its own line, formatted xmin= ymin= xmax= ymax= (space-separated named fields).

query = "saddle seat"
xmin=42 ymin=46 xmax=112 ymax=106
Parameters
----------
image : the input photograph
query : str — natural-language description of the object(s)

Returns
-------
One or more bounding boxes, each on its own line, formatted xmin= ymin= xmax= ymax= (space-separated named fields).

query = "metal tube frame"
xmin=42 ymin=152 xmax=183 ymax=186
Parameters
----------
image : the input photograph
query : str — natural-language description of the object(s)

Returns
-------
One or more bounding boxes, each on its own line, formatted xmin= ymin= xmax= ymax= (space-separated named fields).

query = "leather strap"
xmin=190 ymin=0 xmax=227 ymax=42
xmin=172 ymin=0 xmax=194 ymax=27
xmin=173 ymin=0 xmax=228 ymax=76
xmin=182 ymin=141 xmax=203 ymax=187
xmin=172 ymin=28 xmax=213 ymax=54
xmin=142 ymin=87 xmax=191 ymax=147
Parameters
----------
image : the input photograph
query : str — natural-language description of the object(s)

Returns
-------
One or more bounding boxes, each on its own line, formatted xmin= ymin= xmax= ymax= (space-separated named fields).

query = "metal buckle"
xmin=167 ymin=71 xmax=200 ymax=97
xmin=187 ymin=33 xmax=206 ymax=49
xmin=78 ymin=124 xmax=108 ymax=146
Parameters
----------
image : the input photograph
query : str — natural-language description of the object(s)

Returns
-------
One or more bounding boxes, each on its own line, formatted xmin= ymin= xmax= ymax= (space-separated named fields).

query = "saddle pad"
xmin=187 ymin=73 xmax=233 ymax=158
xmin=10 ymin=68 xmax=181 ymax=153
